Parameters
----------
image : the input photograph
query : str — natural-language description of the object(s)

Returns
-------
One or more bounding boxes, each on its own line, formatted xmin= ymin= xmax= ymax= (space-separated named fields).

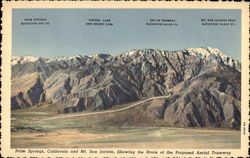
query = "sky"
xmin=12 ymin=9 xmax=241 ymax=60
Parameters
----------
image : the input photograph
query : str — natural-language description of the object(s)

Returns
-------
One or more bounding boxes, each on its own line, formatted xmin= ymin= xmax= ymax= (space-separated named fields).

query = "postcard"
xmin=1 ymin=1 xmax=249 ymax=157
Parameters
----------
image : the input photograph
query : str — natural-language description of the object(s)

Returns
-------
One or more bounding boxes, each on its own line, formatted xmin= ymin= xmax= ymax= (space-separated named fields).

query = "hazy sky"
xmin=12 ymin=9 xmax=241 ymax=60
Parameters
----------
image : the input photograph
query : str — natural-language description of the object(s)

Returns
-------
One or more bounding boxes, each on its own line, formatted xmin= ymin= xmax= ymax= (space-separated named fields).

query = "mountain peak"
xmin=48 ymin=55 xmax=87 ymax=62
xmin=186 ymin=47 xmax=224 ymax=57
xmin=186 ymin=47 xmax=240 ymax=70
xmin=11 ymin=48 xmax=240 ymax=71
xmin=120 ymin=49 xmax=162 ymax=58
xmin=89 ymin=53 xmax=112 ymax=59
xmin=11 ymin=56 xmax=40 ymax=65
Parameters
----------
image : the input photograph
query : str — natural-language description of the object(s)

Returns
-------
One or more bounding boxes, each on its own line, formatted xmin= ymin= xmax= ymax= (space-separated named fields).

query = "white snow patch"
xmin=11 ymin=56 xmax=39 ymax=65
xmin=186 ymin=47 xmax=240 ymax=71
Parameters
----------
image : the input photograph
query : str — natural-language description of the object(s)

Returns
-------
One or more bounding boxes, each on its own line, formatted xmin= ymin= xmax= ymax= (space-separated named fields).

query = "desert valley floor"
xmin=11 ymin=99 xmax=240 ymax=149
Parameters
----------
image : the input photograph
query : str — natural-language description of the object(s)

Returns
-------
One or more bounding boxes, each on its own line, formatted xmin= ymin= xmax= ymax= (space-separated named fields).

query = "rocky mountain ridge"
xmin=12 ymin=47 xmax=240 ymax=70
xmin=11 ymin=47 xmax=241 ymax=128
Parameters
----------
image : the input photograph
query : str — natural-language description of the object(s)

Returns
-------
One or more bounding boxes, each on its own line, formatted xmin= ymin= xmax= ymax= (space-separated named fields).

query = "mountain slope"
xmin=11 ymin=47 xmax=241 ymax=128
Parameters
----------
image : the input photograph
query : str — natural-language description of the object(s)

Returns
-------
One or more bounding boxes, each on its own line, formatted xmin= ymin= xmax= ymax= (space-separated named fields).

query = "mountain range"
xmin=11 ymin=47 xmax=241 ymax=128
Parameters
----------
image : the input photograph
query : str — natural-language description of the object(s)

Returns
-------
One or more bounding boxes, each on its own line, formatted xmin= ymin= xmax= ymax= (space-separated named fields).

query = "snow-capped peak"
xmin=88 ymin=53 xmax=111 ymax=59
xmin=120 ymin=49 xmax=138 ymax=57
xmin=120 ymin=49 xmax=162 ymax=58
xmin=11 ymin=48 xmax=240 ymax=71
xmin=186 ymin=47 xmax=240 ymax=71
xmin=187 ymin=47 xmax=225 ymax=58
xmin=11 ymin=53 xmax=112 ymax=66
xmin=47 ymin=55 xmax=87 ymax=62
xmin=11 ymin=56 xmax=40 ymax=65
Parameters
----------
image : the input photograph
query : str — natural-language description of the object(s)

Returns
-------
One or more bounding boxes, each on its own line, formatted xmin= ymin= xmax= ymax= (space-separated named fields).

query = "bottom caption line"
xmin=15 ymin=149 xmax=231 ymax=156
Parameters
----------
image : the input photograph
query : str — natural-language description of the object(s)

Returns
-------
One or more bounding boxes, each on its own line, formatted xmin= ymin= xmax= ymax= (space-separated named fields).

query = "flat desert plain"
xmin=11 ymin=102 xmax=240 ymax=149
